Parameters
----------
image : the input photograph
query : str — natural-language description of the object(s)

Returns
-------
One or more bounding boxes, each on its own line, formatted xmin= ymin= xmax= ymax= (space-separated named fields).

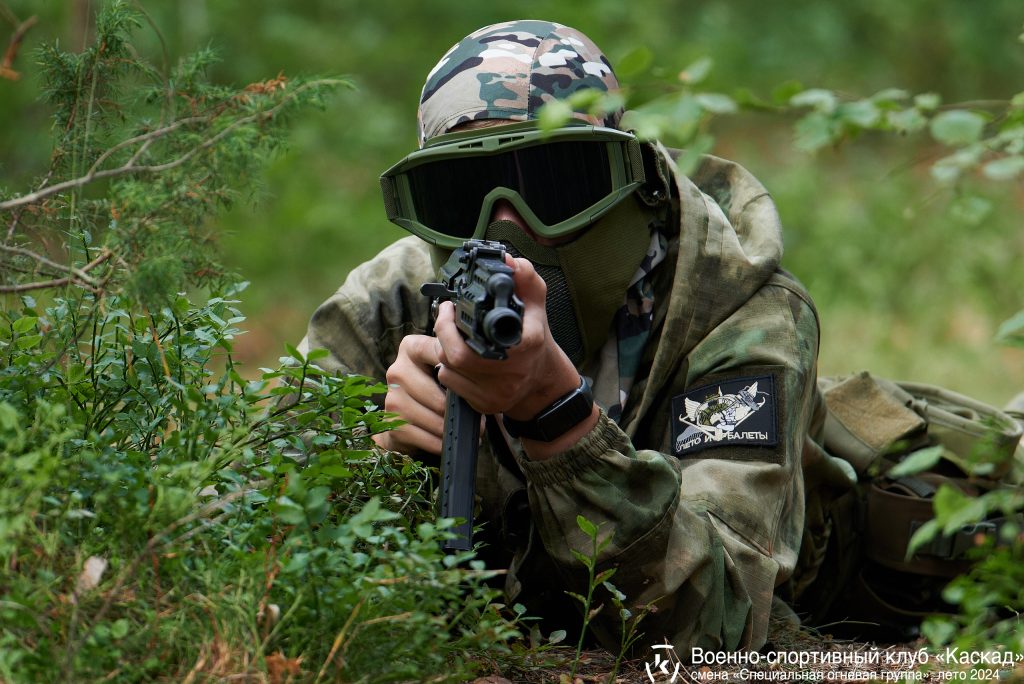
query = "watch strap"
xmin=502 ymin=376 xmax=594 ymax=442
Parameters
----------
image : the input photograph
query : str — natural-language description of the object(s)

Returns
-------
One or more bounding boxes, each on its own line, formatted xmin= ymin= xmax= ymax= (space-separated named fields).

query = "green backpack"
xmin=800 ymin=372 xmax=1023 ymax=639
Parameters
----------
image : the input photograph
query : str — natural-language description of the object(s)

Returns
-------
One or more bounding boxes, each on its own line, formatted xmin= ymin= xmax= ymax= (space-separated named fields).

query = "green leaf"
xmin=66 ymin=363 xmax=87 ymax=384
xmin=870 ymin=88 xmax=910 ymax=104
xmin=790 ymin=88 xmax=838 ymax=113
xmin=794 ymin=112 xmax=837 ymax=152
xmin=914 ymin=92 xmax=942 ymax=111
xmin=839 ymin=100 xmax=880 ymax=128
xmin=995 ymin=310 xmax=1024 ymax=345
xmin=920 ymin=616 xmax=958 ymax=646
xmin=320 ymin=464 xmax=354 ymax=478
xmin=929 ymin=147 xmax=982 ymax=183
xmin=930 ymin=110 xmax=987 ymax=146
xmin=576 ymin=514 xmax=598 ymax=540
xmin=887 ymin=446 xmax=944 ymax=478
xmin=305 ymin=347 xmax=329 ymax=361
xmin=570 ymin=549 xmax=594 ymax=570
xmin=12 ymin=317 xmax=38 ymax=334
xmin=595 ymin=568 xmax=617 ymax=585
xmin=907 ymin=518 xmax=941 ymax=557
xmin=16 ymin=335 xmax=42 ymax=350
xmin=982 ymin=155 xmax=1024 ymax=181
xmin=537 ymin=99 xmax=573 ymax=132
xmin=930 ymin=159 xmax=962 ymax=183
xmin=285 ymin=342 xmax=305 ymax=363
xmin=732 ymin=87 xmax=773 ymax=111
xmin=674 ymin=133 xmax=715 ymax=176
xmin=886 ymin=107 xmax=928 ymax=133
xmin=274 ymin=496 xmax=307 ymax=525
xmin=616 ymin=46 xmax=653 ymax=78
xmin=933 ymin=484 xmax=988 ymax=534
xmin=565 ymin=590 xmax=587 ymax=606
xmin=695 ymin=92 xmax=738 ymax=114
xmin=548 ymin=629 xmax=567 ymax=645
xmin=602 ymin=580 xmax=626 ymax=602
xmin=110 ymin=618 xmax=131 ymax=640
xmin=678 ymin=57 xmax=712 ymax=85
xmin=949 ymin=195 xmax=993 ymax=226
xmin=771 ymin=80 xmax=804 ymax=106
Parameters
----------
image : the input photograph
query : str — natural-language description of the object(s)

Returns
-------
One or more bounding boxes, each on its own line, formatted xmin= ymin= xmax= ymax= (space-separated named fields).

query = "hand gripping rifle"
xmin=420 ymin=239 xmax=524 ymax=551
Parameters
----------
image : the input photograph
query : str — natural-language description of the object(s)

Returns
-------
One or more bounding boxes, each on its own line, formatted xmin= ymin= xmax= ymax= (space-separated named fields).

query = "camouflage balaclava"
xmin=418 ymin=21 xmax=651 ymax=369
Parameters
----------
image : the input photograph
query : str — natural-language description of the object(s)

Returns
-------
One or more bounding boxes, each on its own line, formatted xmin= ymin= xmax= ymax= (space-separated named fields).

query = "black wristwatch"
xmin=502 ymin=376 xmax=594 ymax=442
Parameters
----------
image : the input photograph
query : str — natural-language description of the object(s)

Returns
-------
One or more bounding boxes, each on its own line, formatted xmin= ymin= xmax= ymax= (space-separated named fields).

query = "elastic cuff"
xmin=517 ymin=410 xmax=632 ymax=486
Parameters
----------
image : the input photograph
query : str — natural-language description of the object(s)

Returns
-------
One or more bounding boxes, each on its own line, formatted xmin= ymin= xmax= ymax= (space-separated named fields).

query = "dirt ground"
xmin=471 ymin=617 xmax=1024 ymax=684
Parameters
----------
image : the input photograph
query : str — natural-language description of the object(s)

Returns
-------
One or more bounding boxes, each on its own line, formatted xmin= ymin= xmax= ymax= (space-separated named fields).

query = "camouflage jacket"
xmin=302 ymin=143 xmax=840 ymax=655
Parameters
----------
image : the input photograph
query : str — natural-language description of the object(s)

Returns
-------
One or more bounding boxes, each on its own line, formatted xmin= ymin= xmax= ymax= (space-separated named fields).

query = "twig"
xmin=0 ymin=13 xmax=37 ymax=81
xmin=6 ymin=168 xmax=55 ymax=243
xmin=142 ymin=305 xmax=172 ymax=379
xmin=0 ymin=274 xmax=85 ymax=293
xmin=0 ymin=244 xmax=101 ymax=286
xmin=314 ymin=597 xmax=365 ymax=684
xmin=84 ymin=116 xmax=207 ymax=177
xmin=0 ymin=247 xmax=111 ymax=293
xmin=0 ymin=79 xmax=349 ymax=212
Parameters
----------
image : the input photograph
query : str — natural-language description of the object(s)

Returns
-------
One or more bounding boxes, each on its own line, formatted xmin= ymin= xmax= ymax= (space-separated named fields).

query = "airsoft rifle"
xmin=420 ymin=239 xmax=524 ymax=550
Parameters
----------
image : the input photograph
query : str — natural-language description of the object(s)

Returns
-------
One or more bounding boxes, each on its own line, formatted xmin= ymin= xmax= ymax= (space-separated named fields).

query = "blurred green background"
xmin=2 ymin=0 xmax=1022 ymax=404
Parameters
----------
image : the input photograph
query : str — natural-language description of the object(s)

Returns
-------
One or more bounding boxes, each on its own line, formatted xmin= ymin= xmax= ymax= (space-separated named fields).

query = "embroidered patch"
xmin=671 ymin=374 xmax=778 ymax=456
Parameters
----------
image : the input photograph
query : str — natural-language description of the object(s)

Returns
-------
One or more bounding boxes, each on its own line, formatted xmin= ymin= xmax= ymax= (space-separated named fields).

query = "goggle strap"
xmin=626 ymin=138 xmax=644 ymax=184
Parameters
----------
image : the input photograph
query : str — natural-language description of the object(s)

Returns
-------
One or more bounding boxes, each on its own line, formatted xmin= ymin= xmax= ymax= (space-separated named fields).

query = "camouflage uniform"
xmin=302 ymin=21 xmax=852 ymax=656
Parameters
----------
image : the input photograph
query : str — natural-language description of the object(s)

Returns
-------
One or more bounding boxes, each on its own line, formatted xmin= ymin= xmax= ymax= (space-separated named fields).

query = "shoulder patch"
xmin=671 ymin=374 xmax=778 ymax=456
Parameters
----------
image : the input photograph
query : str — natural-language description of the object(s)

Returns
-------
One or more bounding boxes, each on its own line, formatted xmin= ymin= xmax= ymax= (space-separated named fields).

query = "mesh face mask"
xmin=484 ymin=219 xmax=586 ymax=363
xmin=480 ymin=191 xmax=654 ymax=367
xmin=380 ymin=122 xmax=645 ymax=249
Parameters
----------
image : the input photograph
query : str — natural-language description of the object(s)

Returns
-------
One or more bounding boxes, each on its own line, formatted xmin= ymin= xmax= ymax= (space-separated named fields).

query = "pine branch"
xmin=0 ymin=79 xmax=347 ymax=212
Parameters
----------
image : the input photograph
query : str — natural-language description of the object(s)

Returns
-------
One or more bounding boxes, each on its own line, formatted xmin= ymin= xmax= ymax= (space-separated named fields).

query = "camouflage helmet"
xmin=417 ymin=20 xmax=623 ymax=146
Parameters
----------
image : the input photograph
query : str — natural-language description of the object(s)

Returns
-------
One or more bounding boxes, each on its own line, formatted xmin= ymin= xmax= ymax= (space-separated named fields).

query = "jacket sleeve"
xmin=513 ymin=277 xmax=819 ymax=655
xmin=301 ymin=236 xmax=434 ymax=379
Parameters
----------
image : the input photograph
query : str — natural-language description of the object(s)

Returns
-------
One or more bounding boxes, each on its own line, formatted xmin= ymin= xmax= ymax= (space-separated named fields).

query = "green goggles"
xmin=380 ymin=122 xmax=646 ymax=248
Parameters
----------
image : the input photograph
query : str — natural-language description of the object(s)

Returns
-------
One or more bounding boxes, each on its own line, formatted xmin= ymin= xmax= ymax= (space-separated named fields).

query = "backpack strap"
xmin=866 ymin=473 xmax=1023 ymax=577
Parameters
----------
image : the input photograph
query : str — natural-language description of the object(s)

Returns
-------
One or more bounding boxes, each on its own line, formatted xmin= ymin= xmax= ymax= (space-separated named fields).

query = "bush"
xmin=0 ymin=3 xmax=520 ymax=680
xmin=0 ymin=286 xmax=524 ymax=682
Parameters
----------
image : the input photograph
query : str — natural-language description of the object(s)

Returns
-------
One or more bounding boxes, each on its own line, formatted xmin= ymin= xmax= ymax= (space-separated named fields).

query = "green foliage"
xmin=565 ymin=515 xmax=615 ymax=679
xmin=920 ymin=542 xmax=1024 ymax=657
xmin=888 ymin=328 xmax=1024 ymax=659
xmin=0 ymin=287 xmax=520 ymax=682
xmin=0 ymin=4 xmax=521 ymax=681
xmin=563 ymin=515 xmax=650 ymax=682
xmin=1 ymin=0 xmax=351 ymax=307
